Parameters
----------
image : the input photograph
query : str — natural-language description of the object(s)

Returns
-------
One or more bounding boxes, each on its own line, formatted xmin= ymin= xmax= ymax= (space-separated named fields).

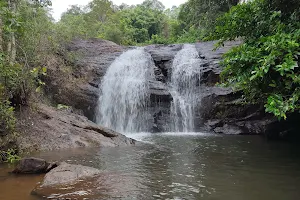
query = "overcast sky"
xmin=51 ymin=0 xmax=187 ymax=21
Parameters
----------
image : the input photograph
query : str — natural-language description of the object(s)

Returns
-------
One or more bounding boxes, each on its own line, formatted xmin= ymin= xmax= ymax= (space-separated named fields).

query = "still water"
xmin=1 ymin=132 xmax=300 ymax=200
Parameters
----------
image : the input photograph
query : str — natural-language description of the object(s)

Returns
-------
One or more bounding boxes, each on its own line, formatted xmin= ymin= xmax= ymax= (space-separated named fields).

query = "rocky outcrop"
xmin=16 ymin=104 xmax=135 ymax=152
xmin=43 ymin=38 xmax=296 ymax=137
xmin=44 ymin=39 xmax=125 ymax=120
xmin=193 ymin=41 xmax=300 ymax=139
xmin=144 ymin=40 xmax=295 ymax=137
xmin=194 ymin=41 xmax=277 ymax=135
xmin=12 ymin=157 xmax=57 ymax=174
xmin=199 ymin=87 xmax=274 ymax=135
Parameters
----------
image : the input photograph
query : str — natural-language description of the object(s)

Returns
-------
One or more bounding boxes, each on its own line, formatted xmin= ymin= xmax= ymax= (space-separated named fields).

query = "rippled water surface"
xmin=1 ymin=133 xmax=300 ymax=200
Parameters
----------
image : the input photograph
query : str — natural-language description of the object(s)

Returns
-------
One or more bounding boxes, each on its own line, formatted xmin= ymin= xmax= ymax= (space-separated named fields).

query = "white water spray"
xmin=170 ymin=44 xmax=202 ymax=132
xmin=96 ymin=48 xmax=155 ymax=133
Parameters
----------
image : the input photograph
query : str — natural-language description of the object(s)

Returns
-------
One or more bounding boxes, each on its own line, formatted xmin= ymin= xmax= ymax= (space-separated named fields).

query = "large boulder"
xmin=12 ymin=157 xmax=57 ymax=174
xmin=38 ymin=162 xmax=100 ymax=187
xmin=31 ymin=162 xmax=101 ymax=199
xmin=16 ymin=104 xmax=135 ymax=152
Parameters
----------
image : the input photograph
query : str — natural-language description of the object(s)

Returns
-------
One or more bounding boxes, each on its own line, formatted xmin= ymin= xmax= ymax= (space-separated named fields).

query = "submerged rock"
xmin=12 ymin=157 xmax=58 ymax=174
xmin=31 ymin=162 xmax=101 ymax=198
xmin=40 ymin=162 xmax=100 ymax=187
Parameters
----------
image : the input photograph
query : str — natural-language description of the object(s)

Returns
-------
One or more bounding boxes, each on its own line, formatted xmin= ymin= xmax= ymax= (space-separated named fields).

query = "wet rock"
xmin=40 ymin=162 xmax=100 ymax=187
xmin=153 ymin=66 xmax=166 ymax=82
xmin=200 ymin=64 xmax=221 ymax=86
xmin=31 ymin=166 xmax=144 ymax=199
xmin=214 ymin=124 xmax=244 ymax=135
xmin=145 ymin=44 xmax=182 ymax=63
xmin=146 ymin=44 xmax=182 ymax=81
xmin=16 ymin=104 xmax=136 ymax=152
xmin=12 ymin=157 xmax=58 ymax=174
xmin=204 ymin=119 xmax=223 ymax=129
xmin=149 ymin=80 xmax=172 ymax=102
xmin=31 ymin=162 xmax=103 ymax=199
xmin=199 ymin=86 xmax=268 ymax=135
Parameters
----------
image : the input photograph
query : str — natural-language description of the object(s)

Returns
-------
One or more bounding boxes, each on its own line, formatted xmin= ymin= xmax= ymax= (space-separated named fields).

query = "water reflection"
xmin=1 ymin=133 xmax=300 ymax=200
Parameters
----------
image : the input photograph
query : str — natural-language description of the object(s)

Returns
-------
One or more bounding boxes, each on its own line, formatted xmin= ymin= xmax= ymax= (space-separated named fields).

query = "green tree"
xmin=211 ymin=0 xmax=300 ymax=119
xmin=176 ymin=0 xmax=239 ymax=41
xmin=0 ymin=0 xmax=52 ymax=139
xmin=141 ymin=0 xmax=165 ymax=11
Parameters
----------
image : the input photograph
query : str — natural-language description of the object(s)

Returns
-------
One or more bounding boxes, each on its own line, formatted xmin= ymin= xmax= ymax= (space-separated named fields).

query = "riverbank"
xmin=16 ymin=103 xmax=135 ymax=152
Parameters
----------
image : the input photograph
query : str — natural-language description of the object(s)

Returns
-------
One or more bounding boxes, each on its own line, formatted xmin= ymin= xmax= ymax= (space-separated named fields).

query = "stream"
xmin=1 ymin=132 xmax=300 ymax=200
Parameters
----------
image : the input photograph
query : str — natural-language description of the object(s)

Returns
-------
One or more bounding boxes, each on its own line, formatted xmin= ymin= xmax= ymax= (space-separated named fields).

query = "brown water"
xmin=1 ymin=132 xmax=300 ymax=200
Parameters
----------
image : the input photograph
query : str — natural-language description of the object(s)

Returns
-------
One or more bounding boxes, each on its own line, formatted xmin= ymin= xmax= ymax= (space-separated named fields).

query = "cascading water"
xmin=96 ymin=48 xmax=155 ymax=133
xmin=169 ymin=44 xmax=202 ymax=132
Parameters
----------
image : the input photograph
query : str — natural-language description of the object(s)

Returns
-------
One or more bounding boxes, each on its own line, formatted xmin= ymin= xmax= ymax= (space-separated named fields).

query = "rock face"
xmin=44 ymin=38 xmax=297 ymax=138
xmin=145 ymin=40 xmax=296 ymax=137
xmin=12 ymin=157 xmax=57 ymax=174
xmin=44 ymin=39 xmax=125 ymax=120
xmin=16 ymin=104 xmax=135 ymax=152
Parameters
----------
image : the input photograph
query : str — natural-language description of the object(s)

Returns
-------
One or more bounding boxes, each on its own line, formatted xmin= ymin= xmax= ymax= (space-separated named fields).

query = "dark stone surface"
xmin=145 ymin=44 xmax=184 ymax=132
xmin=12 ymin=157 xmax=57 ymax=174
xmin=145 ymin=44 xmax=183 ymax=82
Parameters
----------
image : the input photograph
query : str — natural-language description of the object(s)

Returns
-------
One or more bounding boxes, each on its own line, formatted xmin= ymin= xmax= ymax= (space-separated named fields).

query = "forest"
xmin=0 ymin=0 xmax=299 ymax=154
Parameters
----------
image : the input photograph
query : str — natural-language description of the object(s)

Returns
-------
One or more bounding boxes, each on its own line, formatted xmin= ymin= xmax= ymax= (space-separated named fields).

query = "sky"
xmin=51 ymin=0 xmax=187 ymax=21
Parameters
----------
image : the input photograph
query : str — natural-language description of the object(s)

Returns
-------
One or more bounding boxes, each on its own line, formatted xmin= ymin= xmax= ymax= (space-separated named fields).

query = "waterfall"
xmin=96 ymin=48 xmax=155 ymax=133
xmin=169 ymin=44 xmax=202 ymax=132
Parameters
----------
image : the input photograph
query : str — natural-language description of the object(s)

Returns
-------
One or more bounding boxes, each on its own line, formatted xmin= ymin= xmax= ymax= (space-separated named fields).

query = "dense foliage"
xmin=178 ymin=0 xmax=238 ymax=39
xmin=0 ymin=0 xmax=51 ymax=141
xmin=211 ymin=0 xmax=300 ymax=119
xmin=55 ymin=0 xmax=238 ymax=45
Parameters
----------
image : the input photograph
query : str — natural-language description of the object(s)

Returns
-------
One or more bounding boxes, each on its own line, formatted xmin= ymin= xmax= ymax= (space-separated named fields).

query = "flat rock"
xmin=31 ymin=162 xmax=102 ymax=199
xmin=16 ymin=104 xmax=136 ymax=152
xmin=41 ymin=162 xmax=101 ymax=187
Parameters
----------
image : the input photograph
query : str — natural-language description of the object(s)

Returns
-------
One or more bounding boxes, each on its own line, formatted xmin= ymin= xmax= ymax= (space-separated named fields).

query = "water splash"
xmin=96 ymin=48 xmax=155 ymax=133
xmin=169 ymin=44 xmax=202 ymax=132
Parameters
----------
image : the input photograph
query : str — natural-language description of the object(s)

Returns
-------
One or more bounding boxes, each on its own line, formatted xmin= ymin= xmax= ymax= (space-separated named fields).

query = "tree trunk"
xmin=6 ymin=0 xmax=12 ymax=63
xmin=6 ymin=0 xmax=17 ymax=64
xmin=0 ymin=17 xmax=3 ymax=53
xmin=10 ymin=0 xmax=17 ymax=63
